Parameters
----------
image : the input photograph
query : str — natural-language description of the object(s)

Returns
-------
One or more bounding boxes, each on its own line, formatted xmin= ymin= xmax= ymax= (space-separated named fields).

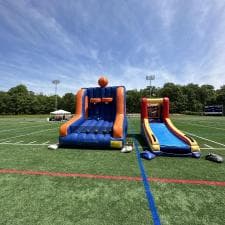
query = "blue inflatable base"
xmin=192 ymin=151 xmax=201 ymax=158
xmin=151 ymin=150 xmax=201 ymax=158
xmin=140 ymin=151 xmax=156 ymax=160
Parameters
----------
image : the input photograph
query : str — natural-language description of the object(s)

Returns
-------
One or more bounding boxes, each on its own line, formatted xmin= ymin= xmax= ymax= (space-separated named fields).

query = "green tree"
xmin=159 ymin=83 xmax=185 ymax=112
xmin=199 ymin=85 xmax=216 ymax=105
xmin=182 ymin=84 xmax=203 ymax=112
xmin=216 ymin=85 xmax=225 ymax=106
xmin=159 ymin=83 xmax=179 ymax=101
xmin=7 ymin=85 xmax=30 ymax=114
xmin=59 ymin=93 xmax=75 ymax=113
xmin=0 ymin=92 xmax=9 ymax=114
xmin=126 ymin=89 xmax=142 ymax=113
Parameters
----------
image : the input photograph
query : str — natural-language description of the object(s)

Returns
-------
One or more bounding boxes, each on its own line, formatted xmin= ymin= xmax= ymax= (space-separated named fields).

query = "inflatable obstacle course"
xmin=59 ymin=77 xmax=127 ymax=149
xmin=141 ymin=97 xmax=200 ymax=157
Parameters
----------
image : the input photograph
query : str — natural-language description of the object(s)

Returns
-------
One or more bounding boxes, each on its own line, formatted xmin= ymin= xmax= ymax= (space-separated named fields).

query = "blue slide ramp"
xmin=150 ymin=123 xmax=191 ymax=154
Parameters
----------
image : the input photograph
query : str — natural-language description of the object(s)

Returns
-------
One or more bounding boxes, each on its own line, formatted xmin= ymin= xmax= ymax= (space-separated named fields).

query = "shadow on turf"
xmin=127 ymin=133 xmax=147 ymax=150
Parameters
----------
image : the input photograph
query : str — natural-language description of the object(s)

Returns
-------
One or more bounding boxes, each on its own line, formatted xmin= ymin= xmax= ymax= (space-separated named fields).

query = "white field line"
xmin=18 ymin=121 xmax=47 ymax=123
xmin=0 ymin=120 xmax=47 ymax=123
xmin=0 ymin=120 xmax=46 ymax=124
xmin=5 ymin=142 xmax=223 ymax=149
xmin=204 ymin=144 xmax=214 ymax=149
xmin=184 ymin=131 xmax=225 ymax=147
xmin=0 ymin=143 xmax=48 ymax=146
xmin=43 ymin=141 xmax=50 ymax=144
xmin=0 ymin=128 xmax=56 ymax=142
xmin=178 ymin=121 xmax=225 ymax=131
xmin=29 ymin=141 xmax=37 ymax=144
xmin=200 ymin=121 xmax=225 ymax=126
xmin=15 ymin=140 xmax=24 ymax=144
xmin=0 ymin=123 xmax=55 ymax=133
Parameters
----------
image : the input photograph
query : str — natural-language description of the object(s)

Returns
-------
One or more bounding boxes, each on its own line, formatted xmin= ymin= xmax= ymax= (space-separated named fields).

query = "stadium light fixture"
xmin=52 ymin=80 xmax=60 ymax=110
xmin=146 ymin=75 xmax=155 ymax=97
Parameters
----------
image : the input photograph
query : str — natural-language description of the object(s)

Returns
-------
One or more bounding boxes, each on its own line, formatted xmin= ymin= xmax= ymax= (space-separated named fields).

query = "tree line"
xmin=0 ymin=83 xmax=224 ymax=114
xmin=127 ymin=83 xmax=225 ymax=113
xmin=0 ymin=85 xmax=75 ymax=114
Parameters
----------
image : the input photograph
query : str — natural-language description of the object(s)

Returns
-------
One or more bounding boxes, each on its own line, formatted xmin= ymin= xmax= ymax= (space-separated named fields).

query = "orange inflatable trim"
xmin=90 ymin=98 xmax=101 ymax=103
xmin=113 ymin=87 xmax=124 ymax=138
xmin=102 ymin=97 xmax=113 ymax=103
xmin=60 ymin=89 xmax=85 ymax=136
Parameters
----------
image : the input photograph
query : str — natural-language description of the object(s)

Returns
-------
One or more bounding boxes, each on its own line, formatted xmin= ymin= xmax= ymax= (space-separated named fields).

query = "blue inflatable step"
xmin=73 ymin=119 xmax=113 ymax=134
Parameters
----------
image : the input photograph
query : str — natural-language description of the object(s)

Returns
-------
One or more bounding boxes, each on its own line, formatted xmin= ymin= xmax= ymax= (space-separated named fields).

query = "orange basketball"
xmin=98 ymin=76 xmax=108 ymax=87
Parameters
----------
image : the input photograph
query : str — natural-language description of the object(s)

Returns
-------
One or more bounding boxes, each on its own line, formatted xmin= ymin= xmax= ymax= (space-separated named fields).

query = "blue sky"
xmin=0 ymin=0 xmax=225 ymax=95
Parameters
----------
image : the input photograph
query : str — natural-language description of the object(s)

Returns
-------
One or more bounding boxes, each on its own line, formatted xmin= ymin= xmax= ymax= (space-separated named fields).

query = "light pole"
xmin=52 ymin=80 xmax=60 ymax=110
xmin=146 ymin=75 xmax=155 ymax=97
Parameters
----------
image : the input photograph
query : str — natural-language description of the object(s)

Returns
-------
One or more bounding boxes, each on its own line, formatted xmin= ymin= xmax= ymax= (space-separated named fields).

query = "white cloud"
xmin=178 ymin=1 xmax=225 ymax=88
xmin=0 ymin=0 xmax=225 ymax=95
xmin=155 ymin=0 xmax=177 ymax=30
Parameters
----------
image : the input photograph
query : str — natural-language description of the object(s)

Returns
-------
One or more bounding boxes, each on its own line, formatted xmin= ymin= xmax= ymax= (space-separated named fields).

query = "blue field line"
xmin=133 ymin=137 xmax=161 ymax=225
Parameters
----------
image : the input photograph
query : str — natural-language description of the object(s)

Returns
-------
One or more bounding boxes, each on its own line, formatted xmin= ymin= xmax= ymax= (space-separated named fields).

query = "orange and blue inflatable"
xmin=59 ymin=76 xmax=127 ymax=149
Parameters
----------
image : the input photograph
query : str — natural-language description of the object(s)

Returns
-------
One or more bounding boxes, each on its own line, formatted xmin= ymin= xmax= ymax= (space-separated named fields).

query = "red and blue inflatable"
xmin=141 ymin=97 xmax=200 ymax=157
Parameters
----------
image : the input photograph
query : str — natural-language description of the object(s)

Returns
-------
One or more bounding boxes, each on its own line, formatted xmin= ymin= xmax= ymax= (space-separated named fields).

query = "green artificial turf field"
xmin=0 ymin=115 xmax=224 ymax=225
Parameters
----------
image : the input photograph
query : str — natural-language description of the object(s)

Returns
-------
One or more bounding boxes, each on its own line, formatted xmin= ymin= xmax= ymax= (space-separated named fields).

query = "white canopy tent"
xmin=50 ymin=109 xmax=71 ymax=115
xmin=49 ymin=109 xmax=72 ymax=121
